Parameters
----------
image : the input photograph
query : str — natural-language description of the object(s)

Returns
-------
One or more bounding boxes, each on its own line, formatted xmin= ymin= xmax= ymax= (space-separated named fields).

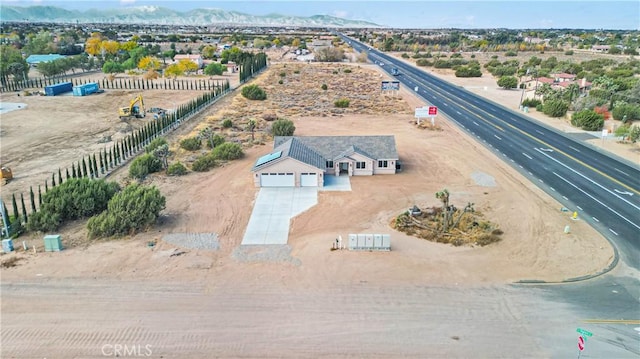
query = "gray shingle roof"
xmin=254 ymin=135 xmax=398 ymax=171
xmin=274 ymin=136 xmax=398 ymax=160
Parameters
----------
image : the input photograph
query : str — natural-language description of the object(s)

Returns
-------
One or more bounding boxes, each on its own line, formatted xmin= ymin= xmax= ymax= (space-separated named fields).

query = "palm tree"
xmin=247 ymin=119 xmax=256 ymax=142
xmin=435 ymin=189 xmax=450 ymax=233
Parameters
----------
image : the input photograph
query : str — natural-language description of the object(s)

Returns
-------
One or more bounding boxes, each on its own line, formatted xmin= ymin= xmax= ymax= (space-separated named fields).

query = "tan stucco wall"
xmin=253 ymin=157 xmax=324 ymax=187
xmin=373 ymin=158 xmax=397 ymax=175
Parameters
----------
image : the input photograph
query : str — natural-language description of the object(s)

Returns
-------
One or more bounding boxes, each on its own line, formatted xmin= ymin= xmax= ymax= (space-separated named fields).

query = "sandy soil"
xmin=0 ymin=55 xmax=626 ymax=359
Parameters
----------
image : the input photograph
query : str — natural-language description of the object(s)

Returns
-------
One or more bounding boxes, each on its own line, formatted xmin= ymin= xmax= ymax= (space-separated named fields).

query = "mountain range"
xmin=0 ymin=5 xmax=382 ymax=28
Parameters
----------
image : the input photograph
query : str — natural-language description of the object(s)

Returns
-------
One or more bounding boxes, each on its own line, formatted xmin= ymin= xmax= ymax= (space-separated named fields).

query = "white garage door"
xmin=260 ymin=173 xmax=295 ymax=187
xmin=300 ymin=173 xmax=318 ymax=187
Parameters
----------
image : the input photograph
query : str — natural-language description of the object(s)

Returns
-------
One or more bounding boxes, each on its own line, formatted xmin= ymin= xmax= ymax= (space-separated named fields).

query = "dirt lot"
xmin=1 ymin=61 xmax=617 ymax=284
xmin=0 ymin=56 xmax=627 ymax=359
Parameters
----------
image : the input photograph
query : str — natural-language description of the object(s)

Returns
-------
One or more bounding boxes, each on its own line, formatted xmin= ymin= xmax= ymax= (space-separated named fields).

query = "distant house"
xmin=173 ymin=54 xmax=204 ymax=69
xmin=591 ymin=45 xmax=610 ymax=52
xmin=552 ymin=73 xmax=576 ymax=83
xmin=225 ymin=61 xmax=238 ymax=73
xmin=26 ymin=54 xmax=65 ymax=67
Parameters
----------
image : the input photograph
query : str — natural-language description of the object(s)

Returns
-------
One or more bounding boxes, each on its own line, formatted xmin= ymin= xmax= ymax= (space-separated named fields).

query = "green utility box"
xmin=44 ymin=235 xmax=63 ymax=252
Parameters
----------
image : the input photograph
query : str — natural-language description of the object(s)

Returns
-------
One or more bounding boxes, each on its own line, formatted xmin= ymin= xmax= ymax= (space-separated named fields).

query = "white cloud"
xmin=332 ymin=10 xmax=349 ymax=19
xmin=120 ymin=0 xmax=136 ymax=4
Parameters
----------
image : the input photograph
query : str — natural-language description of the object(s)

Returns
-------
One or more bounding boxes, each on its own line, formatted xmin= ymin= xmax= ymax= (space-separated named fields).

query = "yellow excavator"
xmin=0 ymin=166 xmax=13 ymax=185
xmin=118 ymin=95 xmax=146 ymax=120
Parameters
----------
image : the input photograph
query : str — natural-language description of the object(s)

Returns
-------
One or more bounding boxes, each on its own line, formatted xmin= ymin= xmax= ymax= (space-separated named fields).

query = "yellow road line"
xmin=582 ymin=319 xmax=640 ymax=325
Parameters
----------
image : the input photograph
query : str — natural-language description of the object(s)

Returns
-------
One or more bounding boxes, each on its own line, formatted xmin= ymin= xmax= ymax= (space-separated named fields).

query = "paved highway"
xmin=340 ymin=34 xmax=640 ymax=270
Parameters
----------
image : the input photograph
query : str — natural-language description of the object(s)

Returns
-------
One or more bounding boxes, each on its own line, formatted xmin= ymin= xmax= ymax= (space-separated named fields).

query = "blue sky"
xmin=3 ymin=0 xmax=639 ymax=29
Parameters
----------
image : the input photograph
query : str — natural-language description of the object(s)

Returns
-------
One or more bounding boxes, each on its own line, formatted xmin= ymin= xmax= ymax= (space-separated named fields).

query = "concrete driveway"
xmin=241 ymin=187 xmax=318 ymax=245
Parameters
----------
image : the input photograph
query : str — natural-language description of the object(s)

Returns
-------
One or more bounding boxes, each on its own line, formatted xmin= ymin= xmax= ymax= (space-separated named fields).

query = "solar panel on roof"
xmin=255 ymin=151 xmax=282 ymax=167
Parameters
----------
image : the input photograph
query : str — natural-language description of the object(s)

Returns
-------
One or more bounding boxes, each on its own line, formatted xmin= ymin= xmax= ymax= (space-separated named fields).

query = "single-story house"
xmin=26 ymin=54 xmax=65 ymax=66
xmin=252 ymin=136 xmax=399 ymax=187
xmin=173 ymin=54 xmax=204 ymax=69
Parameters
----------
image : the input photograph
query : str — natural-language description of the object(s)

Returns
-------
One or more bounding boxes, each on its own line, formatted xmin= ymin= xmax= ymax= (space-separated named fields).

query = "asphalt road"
xmin=340 ymin=34 xmax=640 ymax=271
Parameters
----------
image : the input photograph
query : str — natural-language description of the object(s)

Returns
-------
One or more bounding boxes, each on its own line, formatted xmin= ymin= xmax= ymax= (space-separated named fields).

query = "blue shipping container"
xmin=72 ymin=82 xmax=100 ymax=96
xmin=45 ymin=81 xmax=73 ymax=96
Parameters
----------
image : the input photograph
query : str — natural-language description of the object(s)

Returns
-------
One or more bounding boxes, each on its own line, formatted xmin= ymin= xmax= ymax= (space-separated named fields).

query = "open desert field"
xmin=0 ymin=60 xmax=627 ymax=358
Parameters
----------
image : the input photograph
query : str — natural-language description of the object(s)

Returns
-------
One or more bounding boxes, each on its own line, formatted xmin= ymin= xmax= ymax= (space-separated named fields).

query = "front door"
xmin=339 ymin=162 xmax=349 ymax=174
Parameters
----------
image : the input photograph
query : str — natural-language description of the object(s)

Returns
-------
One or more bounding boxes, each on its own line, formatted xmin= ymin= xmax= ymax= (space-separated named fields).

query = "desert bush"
xmin=522 ymin=98 xmax=542 ymax=107
xmin=343 ymin=68 xmax=352 ymax=73
xmin=145 ymin=137 xmax=167 ymax=153
xmin=332 ymin=70 xmax=339 ymax=74
xmin=543 ymin=99 xmax=569 ymax=117
xmin=212 ymin=142 xmax=244 ymax=160
xmin=334 ymin=98 xmax=350 ymax=108
xmin=179 ymin=137 xmax=202 ymax=151
xmin=416 ymin=59 xmax=432 ymax=67
xmin=241 ymin=84 xmax=267 ymax=100
xmin=612 ymin=103 xmax=640 ymax=123
xmin=565 ymin=50 xmax=574 ymax=55
xmin=27 ymin=178 xmax=120 ymax=232
xmin=401 ymin=53 xmax=410 ymax=58
xmin=433 ymin=60 xmax=452 ymax=68
xmin=167 ymin=162 xmax=187 ymax=176
xmin=321 ymin=83 xmax=328 ymax=90
xmin=293 ymin=70 xmax=300 ymax=74
xmin=571 ymin=110 xmax=604 ymax=131
xmin=271 ymin=119 xmax=296 ymax=136
xmin=191 ymin=153 xmax=217 ymax=172
xmin=207 ymin=134 xmax=225 ymax=148
xmin=505 ymin=51 xmax=517 ymax=57
xmin=87 ymin=184 xmax=165 ymax=238
xmin=497 ymin=76 xmax=518 ymax=89
xmin=278 ymin=79 xmax=283 ymax=84
xmin=279 ymin=71 xmax=286 ymax=77
xmin=129 ymin=153 xmax=162 ymax=179
xmin=455 ymin=66 xmax=482 ymax=77
xmin=536 ymin=104 xmax=544 ymax=112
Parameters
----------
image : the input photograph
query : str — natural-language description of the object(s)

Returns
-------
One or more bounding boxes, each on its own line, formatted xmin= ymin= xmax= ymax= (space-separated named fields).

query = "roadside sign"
xmin=428 ymin=106 xmax=438 ymax=116
xmin=415 ymin=106 xmax=430 ymax=118
xmin=390 ymin=81 xmax=400 ymax=91
xmin=578 ymin=336 xmax=585 ymax=351
xmin=576 ymin=328 xmax=593 ymax=338
xmin=381 ymin=81 xmax=390 ymax=91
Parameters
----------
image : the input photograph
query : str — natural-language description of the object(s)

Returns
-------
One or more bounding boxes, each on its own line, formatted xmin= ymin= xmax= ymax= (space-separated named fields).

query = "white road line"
xmin=550 ymin=187 xmax=556 ymax=192
xmin=503 ymin=153 xmax=507 ymax=157
xmin=443 ymin=103 xmax=449 ymax=107
xmin=551 ymin=171 xmax=640 ymax=231
xmin=528 ymin=172 xmax=533 ymax=175
xmin=473 ymin=121 xmax=479 ymax=126
xmin=569 ymin=146 xmax=580 ymax=152
xmin=539 ymin=179 xmax=544 ymax=183
xmin=536 ymin=130 xmax=544 ymax=135
xmin=609 ymin=228 xmax=619 ymax=236
xmin=494 ymin=135 xmax=502 ymax=140
xmin=510 ymin=159 xmax=514 ymax=162
xmin=613 ymin=167 xmax=630 ymax=177
xmin=536 ymin=148 xmax=640 ymax=212
xmin=489 ymin=144 xmax=493 ymax=147
xmin=592 ymin=217 xmax=599 ymax=222
xmin=577 ymin=206 xmax=583 ymax=211
xmin=519 ymin=165 xmax=523 ymax=168
xmin=522 ymin=153 xmax=533 ymax=160
xmin=562 ymin=196 xmax=568 ymax=200
xmin=456 ymin=111 xmax=461 ymax=115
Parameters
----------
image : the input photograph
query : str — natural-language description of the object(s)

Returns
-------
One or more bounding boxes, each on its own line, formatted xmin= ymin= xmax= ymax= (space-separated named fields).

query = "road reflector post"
xmin=564 ymin=225 xmax=571 ymax=234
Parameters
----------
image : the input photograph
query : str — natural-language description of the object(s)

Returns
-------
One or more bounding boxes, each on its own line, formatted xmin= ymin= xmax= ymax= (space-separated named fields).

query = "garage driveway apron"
xmin=241 ymin=187 xmax=318 ymax=245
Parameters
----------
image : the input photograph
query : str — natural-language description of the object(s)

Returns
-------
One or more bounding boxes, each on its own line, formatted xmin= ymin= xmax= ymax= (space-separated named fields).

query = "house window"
xmin=378 ymin=160 xmax=388 ymax=168
xmin=326 ymin=160 xmax=334 ymax=168
xmin=356 ymin=162 xmax=366 ymax=169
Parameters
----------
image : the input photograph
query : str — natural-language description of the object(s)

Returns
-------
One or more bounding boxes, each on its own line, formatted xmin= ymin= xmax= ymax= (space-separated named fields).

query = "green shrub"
xmin=271 ymin=119 xmax=296 ymax=136
xmin=293 ymin=70 xmax=300 ymax=74
xmin=455 ymin=66 xmax=482 ymax=77
xmin=334 ymin=98 xmax=350 ymax=108
xmin=470 ymin=54 xmax=476 ymax=58
xmin=145 ymin=137 xmax=167 ymax=153
xmin=207 ymin=134 xmax=225 ymax=148
xmin=434 ymin=60 xmax=452 ymax=68
xmin=191 ymin=153 xmax=217 ymax=172
xmin=416 ymin=59 xmax=432 ymax=67
xmin=129 ymin=153 xmax=162 ymax=179
xmin=167 ymin=162 xmax=187 ymax=176
xmin=565 ymin=50 xmax=574 ymax=55
xmin=450 ymin=53 xmax=463 ymax=58
xmin=536 ymin=104 xmax=544 ymax=112
xmin=278 ymin=79 xmax=283 ymax=84
xmin=321 ymin=83 xmax=328 ymax=90
xmin=343 ymin=68 xmax=352 ymax=73
xmin=522 ymin=98 xmax=542 ymax=107
xmin=27 ymin=178 xmax=120 ymax=232
xmin=241 ymin=84 xmax=267 ymax=100
xmin=497 ymin=76 xmax=518 ymax=89
xmin=279 ymin=71 xmax=286 ymax=77
xmin=612 ymin=103 xmax=640 ymax=123
xmin=332 ymin=70 xmax=338 ymax=74
xmin=401 ymin=53 xmax=409 ymax=58
xmin=505 ymin=51 xmax=517 ymax=57
xmin=212 ymin=142 xmax=244 ymax=160
xmin=87 ymin=184 xmax=165 ymax=238
xmin=543 ymin=99 xmax=569 ymax=117
xmin=179 ymin=137 xmax=202 ymax=151
xmin=571 ymin=110 xmax=604 ymax=131
xmin=222 ymin=119 xmax=233 ymax=128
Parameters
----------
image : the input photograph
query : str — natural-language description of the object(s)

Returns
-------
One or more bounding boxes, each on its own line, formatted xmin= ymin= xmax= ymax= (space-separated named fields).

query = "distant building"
xmin=26 ymin=54 xmax=66 ymax=67
xmin=591 ymin=45 xmax=610 ymax=52
xmin=173 ymin=54 xmax=204 ymax=69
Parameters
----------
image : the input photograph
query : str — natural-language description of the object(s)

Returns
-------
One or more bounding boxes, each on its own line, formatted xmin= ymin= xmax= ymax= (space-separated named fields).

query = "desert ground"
xmin=0 ymin=55 xmax=634 ymax=358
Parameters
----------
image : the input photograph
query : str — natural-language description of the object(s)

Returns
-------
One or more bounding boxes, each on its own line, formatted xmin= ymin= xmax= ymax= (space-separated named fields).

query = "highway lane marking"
xmin=519 ymin=165 xmax=523 ymax=168
xmin=494 ymin=135 xmax=502 ymax=140
xmin=550 ymin=187 xmax=556 ymax=192
xmin=592 ymin=217 xmax=599 ymax=222
xmin=583 ymin=319 xmax=640 ymax=324
xmin=563 ymin=196 xmax=568 ymax=200
xmin=443 ymin=103 xmax=449 ymax=107
xmin=456 ymin=111 xmax=461 ymax=115
xmin=569 ymin=146 xmax=581 ymax=152
xmin=614 ymin=189 xmax=634 ymax=196
xmin=577 ymin=206 xmax=583 ymax=210
xmin=537 ymin=148 xmax=640 ymax=213
xmin=614 ymin=167 xmax=631 ymax=177
xmin=551 ymin=171 xmax=640 ymax=231
xmin=535 ymin=130 xmax=545 ymax=135
xmin=522 ymin=153 xmax=533 ymax=160
xmin=528 ymin=172 xmax=533 ymax=175
xmin=609 ymin=228 xmax=619 ymax=235
xmin=473 ymin=121 xmax=479 ymax=126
